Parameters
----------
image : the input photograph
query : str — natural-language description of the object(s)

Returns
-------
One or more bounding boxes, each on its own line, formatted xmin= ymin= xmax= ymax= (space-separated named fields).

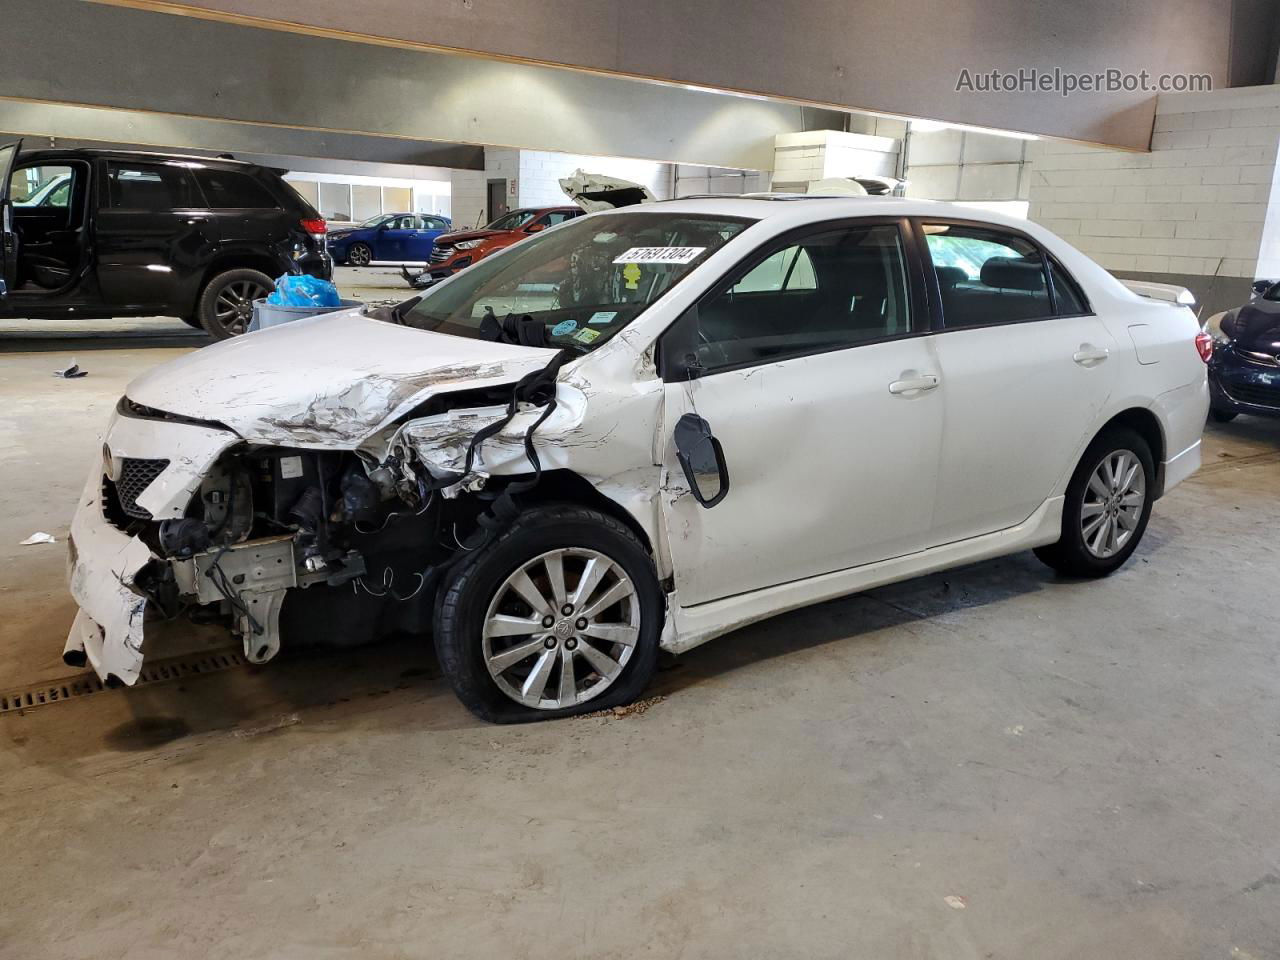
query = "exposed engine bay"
xmin=94 ymin=351 xmax=574 ymax=672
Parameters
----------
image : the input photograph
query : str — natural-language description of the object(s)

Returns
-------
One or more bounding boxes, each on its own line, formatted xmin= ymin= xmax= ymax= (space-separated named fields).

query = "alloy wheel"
xmin=1080 ymin=449 xmax=1146 ymax=559
xmin=213 ymin=279 xmax=269 ymax=336
xmin=348 ymin=243 xmax=372 ymax=266
xmin=481 ymin=548 xmax=640 ymax=710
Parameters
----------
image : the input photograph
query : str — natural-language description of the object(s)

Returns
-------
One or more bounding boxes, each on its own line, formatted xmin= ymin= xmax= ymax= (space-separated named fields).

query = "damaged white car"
xmin=65 ymin=197 xmax=1209 ymax=722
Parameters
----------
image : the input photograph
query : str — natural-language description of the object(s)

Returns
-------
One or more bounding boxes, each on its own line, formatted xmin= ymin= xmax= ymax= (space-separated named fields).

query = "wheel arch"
xmin=1096 ymin=406 xmax=1168 ymax=498
xmin=195 ymin=253 xmax=285 ymax=305
xmin=504 ymin=469 xmax=656 ymax=558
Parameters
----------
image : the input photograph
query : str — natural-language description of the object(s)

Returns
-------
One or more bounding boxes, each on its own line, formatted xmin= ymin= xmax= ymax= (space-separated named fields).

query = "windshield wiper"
xmin=392 ymin=296 xmax=422 ymax=325
xmin=364 ymin=296 xmax=422 ymax=326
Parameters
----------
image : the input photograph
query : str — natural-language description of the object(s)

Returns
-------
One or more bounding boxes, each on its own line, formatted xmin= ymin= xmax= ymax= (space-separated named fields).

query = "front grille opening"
xmin=112 ymin=458 xmax=170 ymax=520
xmin=1224 ymin=381 xmax=1280 ymax=409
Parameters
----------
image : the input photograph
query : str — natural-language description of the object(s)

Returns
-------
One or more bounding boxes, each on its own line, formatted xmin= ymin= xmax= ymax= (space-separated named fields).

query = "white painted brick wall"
xmin=1027 ymin=87 xmax=1280 ymax=279
xmin=904 ymin=128 xmax=1031 ymax=206
xmin=449 ymin=170 xmax=486 ymax=231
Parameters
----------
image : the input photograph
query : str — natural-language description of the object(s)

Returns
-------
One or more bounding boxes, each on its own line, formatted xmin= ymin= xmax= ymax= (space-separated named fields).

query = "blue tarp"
xmin=267 ymin=274 xmax=342 ymax=308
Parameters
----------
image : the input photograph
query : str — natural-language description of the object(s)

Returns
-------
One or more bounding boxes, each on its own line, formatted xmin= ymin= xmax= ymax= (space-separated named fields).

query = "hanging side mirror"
xmin=1251 ymin=278 xmax=1276 ymax=298
xmin=674 ymin=413 xmax=730 ymax=508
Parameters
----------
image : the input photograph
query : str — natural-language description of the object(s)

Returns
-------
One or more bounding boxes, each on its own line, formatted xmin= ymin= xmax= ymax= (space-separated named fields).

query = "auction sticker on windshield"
xmin=612 ymin=247 xmax=706 ymax=265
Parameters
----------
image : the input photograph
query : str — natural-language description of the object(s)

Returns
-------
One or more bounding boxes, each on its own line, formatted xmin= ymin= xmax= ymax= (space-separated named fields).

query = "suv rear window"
xmin=194 ymin=168 xmax=279 ymax=209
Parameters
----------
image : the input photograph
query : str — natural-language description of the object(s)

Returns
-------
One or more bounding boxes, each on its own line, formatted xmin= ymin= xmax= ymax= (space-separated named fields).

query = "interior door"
xmin=658 ymin=219 xmax=944 ymax=607
xmin=919 ymin=220 xmax=1119 ymax=544
xmin=0 ymin=139 xmax=21 ymax=307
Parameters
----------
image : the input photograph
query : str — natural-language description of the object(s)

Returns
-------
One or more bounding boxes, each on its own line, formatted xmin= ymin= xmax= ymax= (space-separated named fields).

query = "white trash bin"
xmin=248 ymin=298 xmax=363 ymax=333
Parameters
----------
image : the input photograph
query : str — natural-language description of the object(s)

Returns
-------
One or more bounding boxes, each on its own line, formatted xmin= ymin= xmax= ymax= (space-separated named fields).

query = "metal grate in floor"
xmin=0 ymin=649 xmax=246 ymax=716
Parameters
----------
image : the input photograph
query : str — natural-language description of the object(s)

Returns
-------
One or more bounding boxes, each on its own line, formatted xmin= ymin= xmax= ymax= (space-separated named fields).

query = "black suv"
xmin=0 ymin=141 xmax=331 ymax=338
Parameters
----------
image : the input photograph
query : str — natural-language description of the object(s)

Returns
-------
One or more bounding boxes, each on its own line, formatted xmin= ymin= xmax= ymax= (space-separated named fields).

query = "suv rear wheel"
xmin=198 ymin=268 xmax=274 ymax=340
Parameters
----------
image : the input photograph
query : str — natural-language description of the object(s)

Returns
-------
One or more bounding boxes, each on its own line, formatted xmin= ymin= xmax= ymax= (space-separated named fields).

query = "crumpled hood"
xmin=126 ymin=308 xmax=557 ymax=447
xmin=1227 ymin=300 xmax=1280 ymax=354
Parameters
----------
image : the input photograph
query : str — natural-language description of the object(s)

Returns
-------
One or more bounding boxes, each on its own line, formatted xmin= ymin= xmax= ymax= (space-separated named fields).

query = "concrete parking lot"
xmin=1 ymin=294 xmax=1277 ymax=958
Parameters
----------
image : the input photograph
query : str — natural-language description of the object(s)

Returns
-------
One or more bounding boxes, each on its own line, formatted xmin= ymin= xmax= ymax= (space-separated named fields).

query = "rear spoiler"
xmin=1119 ymin=278 xmax=1197 ymax=307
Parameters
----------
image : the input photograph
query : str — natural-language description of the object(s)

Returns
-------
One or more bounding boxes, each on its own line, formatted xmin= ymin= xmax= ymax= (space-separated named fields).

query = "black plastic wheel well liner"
xmin=500 ymin=469 xmax=654 ymax=556
xmin=1095 ymin=408 xmax=1167 ymax=498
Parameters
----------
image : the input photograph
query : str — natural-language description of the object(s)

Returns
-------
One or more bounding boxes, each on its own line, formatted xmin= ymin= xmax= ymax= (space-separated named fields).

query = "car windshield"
xmin=357 ymin=214 xmax=393 ymax=228
xmin=487 ymin=210 xmax=540 ymax=231
xmin=402 ymin=211 xmax=753 ymax=352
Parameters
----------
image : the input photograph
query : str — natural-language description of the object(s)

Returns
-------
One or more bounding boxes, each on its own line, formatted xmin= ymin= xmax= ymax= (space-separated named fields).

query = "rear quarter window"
xmin=194 ymin=169 xmax=280 ymax=209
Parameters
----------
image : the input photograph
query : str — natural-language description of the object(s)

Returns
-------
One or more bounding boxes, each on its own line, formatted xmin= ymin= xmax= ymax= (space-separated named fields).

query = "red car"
xmin=416 ymin=206 xmax=584 ymax=284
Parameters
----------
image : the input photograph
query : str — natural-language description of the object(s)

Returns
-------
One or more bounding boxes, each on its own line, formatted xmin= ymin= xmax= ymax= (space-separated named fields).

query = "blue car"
xmin=1207 ymin=279 xmax=1280 ymax=422
xmin=327 ymin=212 xmax=452 ymax=266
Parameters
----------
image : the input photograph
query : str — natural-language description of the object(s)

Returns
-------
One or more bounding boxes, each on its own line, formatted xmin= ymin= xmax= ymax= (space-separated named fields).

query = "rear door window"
xmin=104 ymin=161 xmax=201 ymax=211
xmin=193 ymin=168 xmax=279 ymax=209
xmin=924 ymin=224 xmax=1053 ymax=327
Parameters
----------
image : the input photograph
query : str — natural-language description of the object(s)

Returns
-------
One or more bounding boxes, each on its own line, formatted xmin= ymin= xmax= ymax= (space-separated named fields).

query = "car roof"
xmin=16 ymin=147 xmax=262 ymax=169
xmin=623 ymin=195 xmax=1030 ymax=231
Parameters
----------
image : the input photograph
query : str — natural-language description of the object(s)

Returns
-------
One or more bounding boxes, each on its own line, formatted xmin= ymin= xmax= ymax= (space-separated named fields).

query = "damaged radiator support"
xmin=172 ymin=535 xmax=364 ymax=664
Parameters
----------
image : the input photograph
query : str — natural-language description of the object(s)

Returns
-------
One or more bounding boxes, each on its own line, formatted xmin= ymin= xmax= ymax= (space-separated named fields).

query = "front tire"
xmin=197 ymin=268 xmax=274 ymax=340
xmin=347 ymin=242 xmax=372 ymax=266
xmin=1034 ymin=426 xmax=1154 ymax=578
xmin=435 ymin=504 xmax=662 ymax=723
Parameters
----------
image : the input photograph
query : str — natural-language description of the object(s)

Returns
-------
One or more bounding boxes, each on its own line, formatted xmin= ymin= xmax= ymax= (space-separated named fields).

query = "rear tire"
xmin=197 ymin=268 xmax=274 ymax=340
xmin=435 ymin=504 xmax=662 ymax=723
xmin=1034 ymin=426 xmax=1154 ymax=578
xmin=1210 ymin=407 xmax=1239 ymax=423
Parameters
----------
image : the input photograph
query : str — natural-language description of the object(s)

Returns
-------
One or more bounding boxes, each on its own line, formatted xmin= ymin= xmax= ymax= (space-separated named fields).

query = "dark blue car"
xmin=1207 ymin=279 xmax=1280 ymax=422
xmin=327 ymin=212 xmax=452 ymax=266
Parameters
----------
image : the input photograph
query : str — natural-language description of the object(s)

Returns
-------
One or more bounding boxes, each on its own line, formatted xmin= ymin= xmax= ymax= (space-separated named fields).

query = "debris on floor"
xmin=18 ymin=532 xmax=56 ymax=545
xmin=943 ymin=895 xmax=967 ymax=910
xmin=53 ymin=360 xmax=87 ymax=379
xmin=581 ymin=695 xmax=667 ymax=720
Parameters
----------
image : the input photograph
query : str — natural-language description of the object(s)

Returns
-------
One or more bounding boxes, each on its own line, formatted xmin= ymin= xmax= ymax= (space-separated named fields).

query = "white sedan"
xmin=65 ymin=197 xmax=1209 ymax=721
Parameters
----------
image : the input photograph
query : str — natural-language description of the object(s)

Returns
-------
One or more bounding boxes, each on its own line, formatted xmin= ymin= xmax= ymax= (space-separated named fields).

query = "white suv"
xmin=66 ymin=197 xmax=1209 ymax=722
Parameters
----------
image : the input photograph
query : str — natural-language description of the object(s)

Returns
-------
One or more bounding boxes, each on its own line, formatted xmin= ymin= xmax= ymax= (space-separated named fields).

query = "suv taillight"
xmin=300 ymin=218 xmax=326 ymax=236
xmin=1194 ymin=331 xmax=1213 ymax=363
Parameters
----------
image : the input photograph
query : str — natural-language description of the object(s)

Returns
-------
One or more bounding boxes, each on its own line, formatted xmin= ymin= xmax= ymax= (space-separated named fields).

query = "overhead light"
xmin=908 ymin=118 xmax=1039 ymax=140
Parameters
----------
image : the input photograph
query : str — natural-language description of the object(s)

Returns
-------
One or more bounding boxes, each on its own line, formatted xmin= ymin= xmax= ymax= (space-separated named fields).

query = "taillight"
xmin=300 ymin=218 xmax=326 ymax=236
xmin=1194 ymin=331 xmax=1213 ymax=363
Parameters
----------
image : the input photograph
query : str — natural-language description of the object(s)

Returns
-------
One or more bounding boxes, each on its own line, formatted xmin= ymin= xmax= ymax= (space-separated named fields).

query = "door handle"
xmin=888 ymin=374 xmax=940 ymax=395
xmin=183 ymin=216 xmax=211 ymax=225
xmin=1073 ymin=344 xmax=1110 ymax=365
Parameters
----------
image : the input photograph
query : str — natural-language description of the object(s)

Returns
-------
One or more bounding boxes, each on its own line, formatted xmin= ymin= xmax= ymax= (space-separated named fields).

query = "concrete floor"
xmin=1 ymin=306 xmax=1278 ymax=957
